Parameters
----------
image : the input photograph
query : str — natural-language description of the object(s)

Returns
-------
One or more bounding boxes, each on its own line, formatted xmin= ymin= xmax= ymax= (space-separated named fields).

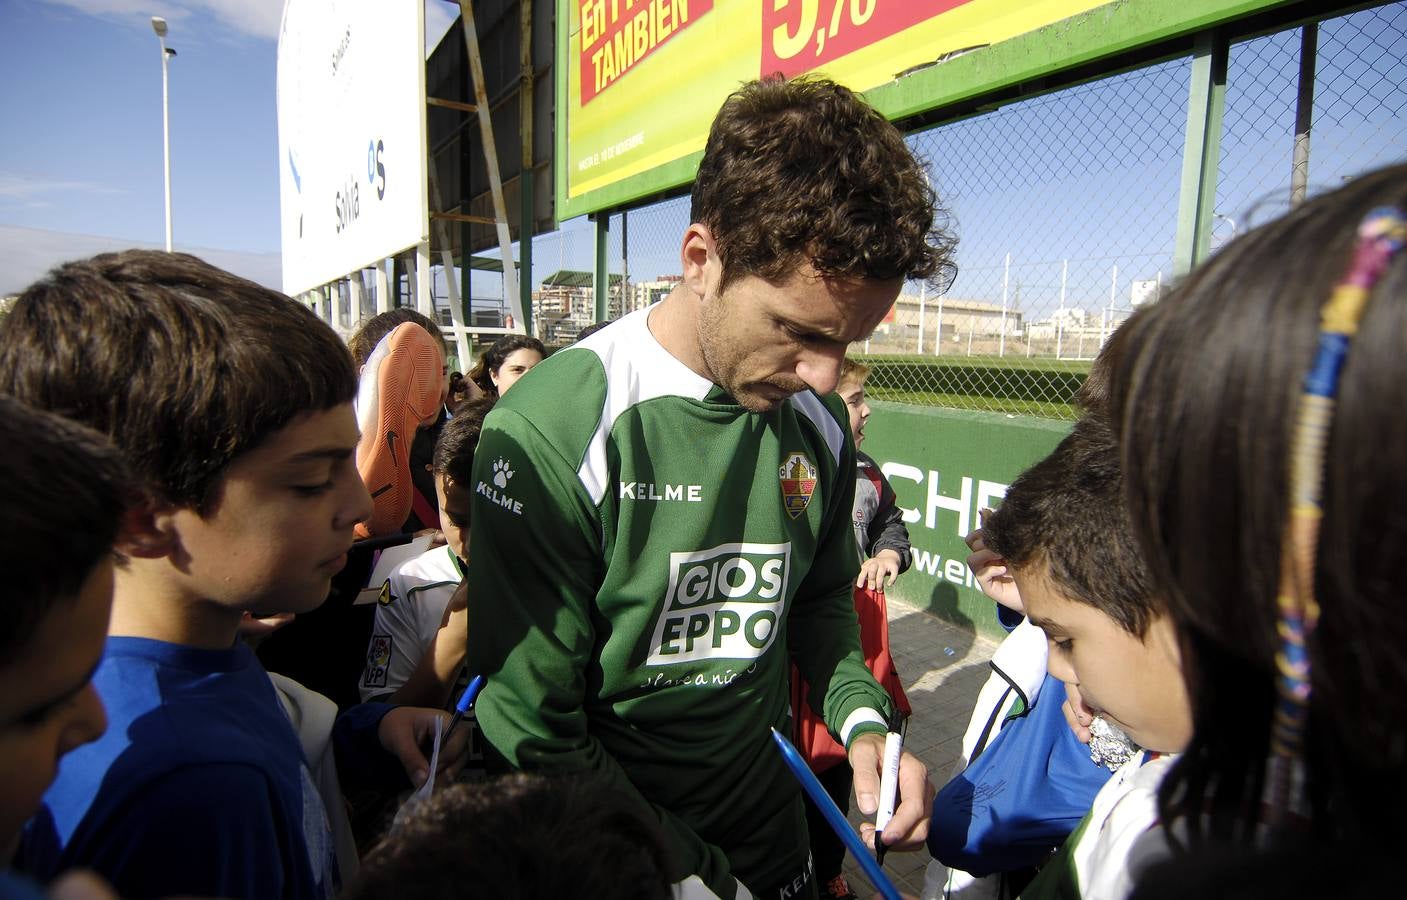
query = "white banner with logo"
xmin=277 ymin=0 xmax=427 ymax=296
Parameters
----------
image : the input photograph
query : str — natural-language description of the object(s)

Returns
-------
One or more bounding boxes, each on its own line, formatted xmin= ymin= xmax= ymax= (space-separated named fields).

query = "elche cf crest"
xmin=778 ymin=451 xmax=817 ymax=519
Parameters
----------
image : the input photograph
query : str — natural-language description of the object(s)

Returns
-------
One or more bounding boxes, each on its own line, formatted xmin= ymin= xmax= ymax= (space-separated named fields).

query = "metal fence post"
xmin=998 ymin=252 xmax=1010 ymax=357
xmin=1291 ymin=24 xmax=1319 ymax=206
xmin=1174 ymin=30 xmax=1229 ymax=276
xmin=594 ymin=214 xmax=609 ymax=324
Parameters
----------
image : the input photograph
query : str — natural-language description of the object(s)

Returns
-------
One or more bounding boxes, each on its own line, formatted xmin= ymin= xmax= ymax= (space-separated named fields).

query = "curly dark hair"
xmin=691 ymin=75 xmax=955 ymax=291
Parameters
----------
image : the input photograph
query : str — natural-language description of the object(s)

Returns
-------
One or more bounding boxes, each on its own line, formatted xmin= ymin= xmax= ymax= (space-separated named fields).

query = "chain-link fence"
xmin=1219 ymin=5 xmax=1407 ymax=233
xmin=452 ymin=2 xmax=1405 ymax=417
xmin=864 ymin=54 xmax=1191 ymax=418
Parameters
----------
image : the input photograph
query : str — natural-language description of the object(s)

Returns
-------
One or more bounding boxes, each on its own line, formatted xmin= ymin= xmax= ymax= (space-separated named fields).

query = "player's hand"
xmin=378 ymin=707 xmax=469 ymax=787
xmin=856 ymin=550 xmax=903 ymax=592
xmin=964 ymin=521 xmax=1024 ymax=615
xmin=849 ymin=733 xmax=934 ymax=852
xmin=1062 ymin=682 xmax=1094 ymax=744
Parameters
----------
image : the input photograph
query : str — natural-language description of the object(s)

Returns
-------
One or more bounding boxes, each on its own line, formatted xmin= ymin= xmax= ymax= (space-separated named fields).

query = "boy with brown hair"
xmin=980 ymin=417 xmax=1191 ymax=899
xmin=0 ymin=251 xmax=458 ymax=900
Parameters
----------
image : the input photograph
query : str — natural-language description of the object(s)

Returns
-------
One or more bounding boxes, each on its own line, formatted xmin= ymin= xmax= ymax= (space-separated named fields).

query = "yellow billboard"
xmin=557 ymin=0 xmax=1114 ymax=217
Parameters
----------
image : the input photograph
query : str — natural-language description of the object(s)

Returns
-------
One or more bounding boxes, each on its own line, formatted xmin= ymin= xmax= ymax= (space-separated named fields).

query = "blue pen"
xmin=769 ymin=728 xmax=903 ymax=900
xmin=445 ymin=674 xmax=485 ymax=739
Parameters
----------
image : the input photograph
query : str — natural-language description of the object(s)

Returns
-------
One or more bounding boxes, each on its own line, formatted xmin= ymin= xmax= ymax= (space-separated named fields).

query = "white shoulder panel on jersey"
xmin=575 ymin=307 xmax=713 ymax=505
xmin=789 ymin=390 xmax=846 ymax=467
xmin=392 ymin=542 xmax=459 ymax=585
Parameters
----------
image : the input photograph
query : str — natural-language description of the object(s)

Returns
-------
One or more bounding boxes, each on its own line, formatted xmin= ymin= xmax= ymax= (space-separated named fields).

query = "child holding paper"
xmin=794 ymin=358 xmax=914 ymax=900
xmin=361 ymin=398 xmax=495 ymax=709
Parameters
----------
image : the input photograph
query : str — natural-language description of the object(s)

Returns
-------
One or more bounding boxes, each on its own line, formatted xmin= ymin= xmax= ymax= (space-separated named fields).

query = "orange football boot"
xmin=354 ymin=322 xmax=444 ymax=537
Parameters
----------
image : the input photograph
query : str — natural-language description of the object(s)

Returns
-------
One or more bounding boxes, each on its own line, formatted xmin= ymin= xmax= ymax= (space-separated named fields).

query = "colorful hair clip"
xmin=1267 ymin=206 xmax=1406 ymax=823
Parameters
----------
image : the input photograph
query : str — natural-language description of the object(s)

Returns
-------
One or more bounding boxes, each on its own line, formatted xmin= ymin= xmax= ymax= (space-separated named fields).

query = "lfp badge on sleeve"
xmin=779 ymin=452 xmax=817 ymax=519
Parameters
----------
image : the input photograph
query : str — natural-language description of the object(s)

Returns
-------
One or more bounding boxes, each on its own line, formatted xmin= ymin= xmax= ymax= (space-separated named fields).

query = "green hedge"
xmin=856 ymin=355 xmax=1090 ymax=404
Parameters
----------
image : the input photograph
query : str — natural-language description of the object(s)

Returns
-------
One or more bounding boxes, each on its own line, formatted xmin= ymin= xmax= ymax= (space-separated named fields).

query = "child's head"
xmin=984 ymin=417 xmax=1189 ymax=753
xmin=346 ymin=773 xmax=673 ymax=900
xmin=347 ymin=308 xmax=447 ymax=367
xmin=348 ymin=308 xmax=450 ymax=406
xmin=837 ymin=358 xmax=872 ymax=447
xmin=431 ymin=397 xmax=496 ymax=560
xmin=1072 ymin=314 xmax=1133 ymax=420
xmin=468 ymin=334 xmax=546 ymax=396
xmin=0 ymin=397 xmax=132 ymax=855
xmin=1107 ymin=164 xmax=1407 ymax=844
xmin=0 ymin=250 xmax=372 ymax=619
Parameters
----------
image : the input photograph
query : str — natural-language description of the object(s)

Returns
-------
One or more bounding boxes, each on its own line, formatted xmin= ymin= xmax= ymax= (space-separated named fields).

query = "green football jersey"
xmin=466 ymin=307 xmax=893 ymax=897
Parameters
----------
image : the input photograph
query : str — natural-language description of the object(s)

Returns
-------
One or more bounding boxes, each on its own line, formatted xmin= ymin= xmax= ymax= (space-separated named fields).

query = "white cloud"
xmin=191 ymin=0 xmax=284 ymax=40
xmin=0 ymin=224 xmax=282 ymax=294
xmin=40 ymin=0 xmax=282 ymax=40
xmin=43 ymin=0 xmax=458 ymax=43
xmin=0 ymin=172 xmax=125 ymax=200
xmin=43 ymin=0 xmax=165 ymax=16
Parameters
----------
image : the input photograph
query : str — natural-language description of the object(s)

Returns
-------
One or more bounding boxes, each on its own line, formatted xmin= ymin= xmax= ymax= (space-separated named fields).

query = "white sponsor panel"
xmin=277 ymin=0 xmax=428 ymax=295
xmin=647 ymin=541 xmax=791 ymax=666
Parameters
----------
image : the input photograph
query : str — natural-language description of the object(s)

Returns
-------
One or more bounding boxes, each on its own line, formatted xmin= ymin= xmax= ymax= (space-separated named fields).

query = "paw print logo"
xmin=492 ymin=458 xmax=514 ymax=489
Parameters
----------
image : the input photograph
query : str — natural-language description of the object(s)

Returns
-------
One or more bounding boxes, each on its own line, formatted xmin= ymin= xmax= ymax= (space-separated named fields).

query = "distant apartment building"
xmin=530 ymin=271 xmax=676 ymax=343
xmin=623 ymin=276 xmax=681 ymax=313
xmin=879 ymin=292 xmax=1024 ymax=343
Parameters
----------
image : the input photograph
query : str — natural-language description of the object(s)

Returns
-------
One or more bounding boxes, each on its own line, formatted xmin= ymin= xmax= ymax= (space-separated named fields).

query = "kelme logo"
xmin=477 ymin=456 xmax=523 ymax=515
xmin=779 ymin=452 xmax=817 ymax=519
xmin=646 ymin=541 xmax=791 ymax=666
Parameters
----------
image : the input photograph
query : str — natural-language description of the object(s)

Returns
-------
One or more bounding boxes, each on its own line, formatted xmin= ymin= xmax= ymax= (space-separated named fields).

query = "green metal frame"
xmin=1174 ymin=31 xmax=1230 ymax=276
xmin=594 ymin=214 xmax=609 ymax=323
xmin=521 ymin=164 xmax=535 ymax=334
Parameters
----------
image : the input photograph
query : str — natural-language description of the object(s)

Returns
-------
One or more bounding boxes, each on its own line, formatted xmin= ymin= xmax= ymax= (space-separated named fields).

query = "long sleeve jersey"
xmin=465 ymin=307 xmax=893 ymax=898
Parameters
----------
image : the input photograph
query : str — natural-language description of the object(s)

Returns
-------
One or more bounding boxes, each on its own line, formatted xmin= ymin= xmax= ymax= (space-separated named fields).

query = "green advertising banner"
xmin=860 ymin=402 xmax=1071 ymax=641
xmin=554 ymin=0 xmax=1302 ymax=219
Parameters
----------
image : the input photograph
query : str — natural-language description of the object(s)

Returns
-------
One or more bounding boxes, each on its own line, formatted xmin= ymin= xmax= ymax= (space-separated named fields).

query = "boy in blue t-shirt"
xmin=1 ymin=251 xmax=461 ymax=900
xmin=0 ymin=398 xmax=131 ymax=900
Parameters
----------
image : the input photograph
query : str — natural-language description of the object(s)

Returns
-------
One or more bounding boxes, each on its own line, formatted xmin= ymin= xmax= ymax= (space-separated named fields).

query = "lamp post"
xmin=151 ymin=17 xmax=176 ymax=252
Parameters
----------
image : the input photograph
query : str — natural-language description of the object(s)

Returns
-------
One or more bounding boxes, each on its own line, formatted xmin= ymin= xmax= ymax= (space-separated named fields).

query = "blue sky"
xmin=4 ymin=0 xmax=1402 ymax=310
xmin=0 ymin=0 xmax=457 ymax=294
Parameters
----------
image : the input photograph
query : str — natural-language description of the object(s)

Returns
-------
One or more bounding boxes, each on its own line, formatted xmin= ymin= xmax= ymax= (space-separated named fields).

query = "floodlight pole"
xmin=152 ymin=17 xmax=175 ymax=252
